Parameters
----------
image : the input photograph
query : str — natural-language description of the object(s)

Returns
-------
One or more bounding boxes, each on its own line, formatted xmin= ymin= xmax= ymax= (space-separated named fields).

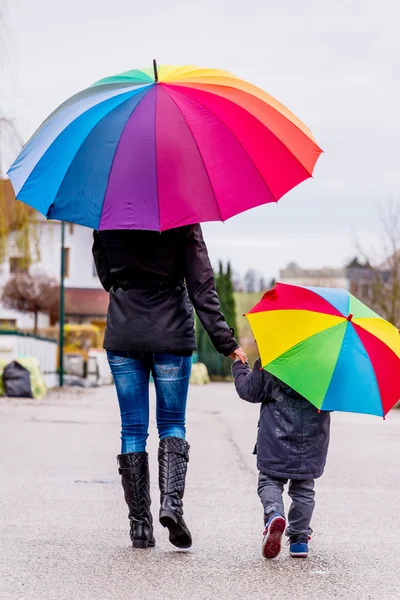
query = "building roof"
xmin=65 ymin=287 xmax=109 ymax=317
xmin=345 ymin=257 xmax=372 ymax=269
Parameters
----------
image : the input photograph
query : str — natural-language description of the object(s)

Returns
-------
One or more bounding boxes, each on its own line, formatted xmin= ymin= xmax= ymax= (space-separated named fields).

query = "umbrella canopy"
xmin=246 ymin=283 xmax=400 ymax=417
xmin=8 ymin=62 xmax=322 ymax=232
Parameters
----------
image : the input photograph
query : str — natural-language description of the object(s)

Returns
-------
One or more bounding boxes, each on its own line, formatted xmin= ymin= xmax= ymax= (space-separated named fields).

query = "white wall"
xmin=28 ymin=222 xmax=100 ymax=289
xmin=0 ymin=305 xmax=50 ymax=330
xmin=0 ymin=221 xmax=100 ymax=289
xmin=66 ymin=224 xmax=100 ymax=288
xmin=279 ymin=276 xmax=350 ymax=289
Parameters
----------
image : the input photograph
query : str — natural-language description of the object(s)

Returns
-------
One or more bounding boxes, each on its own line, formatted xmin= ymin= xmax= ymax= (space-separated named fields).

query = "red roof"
xmin=65 ymin=287 xmax=109 ymax=317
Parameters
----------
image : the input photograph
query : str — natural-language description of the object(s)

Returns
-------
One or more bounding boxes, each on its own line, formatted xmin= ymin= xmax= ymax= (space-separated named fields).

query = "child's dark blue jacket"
xmin=232 ymin=359 xmax=330 ymax=480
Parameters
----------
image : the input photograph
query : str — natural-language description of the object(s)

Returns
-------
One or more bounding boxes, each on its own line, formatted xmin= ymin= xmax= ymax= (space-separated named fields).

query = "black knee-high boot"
xmin=158 ymin=437 xmax=192 ymax=549
xmin=117 ymin=452 xmax=155 ymax=548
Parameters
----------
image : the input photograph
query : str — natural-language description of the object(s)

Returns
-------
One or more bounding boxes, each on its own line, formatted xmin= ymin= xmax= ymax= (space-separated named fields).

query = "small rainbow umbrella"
xmin=246 ymin=283 xmax=400 ymax=417
xmin=7 ymin=62 xmax=322 ymax=231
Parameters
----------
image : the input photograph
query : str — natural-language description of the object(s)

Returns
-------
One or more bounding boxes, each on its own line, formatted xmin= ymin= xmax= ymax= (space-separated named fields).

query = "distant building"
xmin=0 ymin=179 xmax=108 ymax=331
xmin=279 ymin=258 xmax=386 ymax=299
xmin=279 ymin=261 xmax=348 ymax=289
xmin=345 ymin=258 xmax=388 ymax=301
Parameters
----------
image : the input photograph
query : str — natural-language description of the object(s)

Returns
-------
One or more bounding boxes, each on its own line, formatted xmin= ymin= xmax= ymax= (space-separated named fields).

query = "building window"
xmin=63 ymin=247 xmax=70 ymax=278
xmin=9 ymin=257 xmax=29 ymax=275
xmin=0 ymin=318 xmax=17 ymax=329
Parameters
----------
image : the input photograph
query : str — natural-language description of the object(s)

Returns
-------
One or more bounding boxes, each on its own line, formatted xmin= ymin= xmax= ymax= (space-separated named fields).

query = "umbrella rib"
xmin=304 ymin=286 xmax=350 ymax=319
xmin=154 ymin=86 xmax=161 ymax=231
xmin=161 ymin=85 xmax=223 ymax=222
xmin=350 ymin=323 xmax=384 ymax=415
xmin=47 ymin=90 xmax=149 ymax=226
xmin=164 ymin=85 xmax=278 ymax=204
xmin=169 ymin=75 xmax=318 ymax=144
xmin=9 ymin=84 xmax=152 ymax=195
xmin=30 ymin=83 xmax=149 ymax=146
xmin=172 ymin=83 xmax=320 ymax=176
xmin=94 ymin=88 xmax=155 ymax=230
xmin=265 ymin=321 xmax=346 ymax=410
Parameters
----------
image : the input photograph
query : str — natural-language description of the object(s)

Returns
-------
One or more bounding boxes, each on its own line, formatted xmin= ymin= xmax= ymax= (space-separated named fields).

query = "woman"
xmin=93 ymin=224 xmax=245 ymax=550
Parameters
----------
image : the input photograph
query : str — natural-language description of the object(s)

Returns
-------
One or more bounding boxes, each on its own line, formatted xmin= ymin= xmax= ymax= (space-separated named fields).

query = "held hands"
xmin=229 ymin=347 xmax=247 ymax=363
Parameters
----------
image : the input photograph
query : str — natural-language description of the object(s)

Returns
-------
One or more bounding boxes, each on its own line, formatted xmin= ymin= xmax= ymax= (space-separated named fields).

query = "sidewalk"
xmin=0 ymin=384 xmax=399 ymax=600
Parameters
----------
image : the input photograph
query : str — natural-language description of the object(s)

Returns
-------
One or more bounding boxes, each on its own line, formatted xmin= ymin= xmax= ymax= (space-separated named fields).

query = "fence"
xmin=0 ymin=331 xmax=58 ymax=388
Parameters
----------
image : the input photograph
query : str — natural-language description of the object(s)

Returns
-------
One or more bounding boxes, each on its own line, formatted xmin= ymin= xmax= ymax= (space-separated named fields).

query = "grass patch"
xmin=235 ymin=292 xmax=262 ymax=365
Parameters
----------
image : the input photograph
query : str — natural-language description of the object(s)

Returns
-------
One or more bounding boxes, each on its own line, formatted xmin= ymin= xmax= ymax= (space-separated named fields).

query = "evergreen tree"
xmin=196 ymin=261 xmax=238 ymax=378
xmin=224 ymin=262 xmax=237 ymax=337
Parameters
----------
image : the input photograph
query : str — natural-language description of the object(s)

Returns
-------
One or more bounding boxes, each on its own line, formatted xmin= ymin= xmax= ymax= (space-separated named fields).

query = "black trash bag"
xmin=3 ymin=361 xmax=33 ymax=398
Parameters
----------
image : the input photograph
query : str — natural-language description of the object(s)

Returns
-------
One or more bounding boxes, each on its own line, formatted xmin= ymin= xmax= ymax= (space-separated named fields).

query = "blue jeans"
xmin=107 ymin=352 xmax=192 ymax=453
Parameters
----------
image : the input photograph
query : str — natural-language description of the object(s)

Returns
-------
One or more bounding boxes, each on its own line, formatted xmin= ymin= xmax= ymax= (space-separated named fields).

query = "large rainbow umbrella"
xmin=7 ymin=62 xmax=322 ymax=231
xmin=246 ymin=283 xmax=400 ymax=417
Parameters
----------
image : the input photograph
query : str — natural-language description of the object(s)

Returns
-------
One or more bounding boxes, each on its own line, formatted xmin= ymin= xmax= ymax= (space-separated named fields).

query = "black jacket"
xmin=232 ymin=359 xmax=330 ymax=480
xmin=92 ymin=225 xmax=239 ymax=356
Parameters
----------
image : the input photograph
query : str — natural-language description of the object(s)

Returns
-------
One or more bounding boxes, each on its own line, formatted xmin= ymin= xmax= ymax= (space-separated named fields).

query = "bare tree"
xmin=258 ymin=277 xmax=267 ymax=293
xmin=0 ymin=5 xmax=41 ymax=268
xmin=0 ymin=115 xmax=22 ymax=178
xmin=355 ymin=201 xmax=400 ymax=327
xmin=244 ymin=269 xmax=257 ymax=293
xmin=2 ymin=272 xmax=59 ymax=334
xmin=232 ymin=271 xmax=243 ymax=292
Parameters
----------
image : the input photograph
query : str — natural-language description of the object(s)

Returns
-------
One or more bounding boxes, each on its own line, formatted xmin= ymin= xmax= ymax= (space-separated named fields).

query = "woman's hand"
xmin=229 ymin=347 xmax=247 ymax=363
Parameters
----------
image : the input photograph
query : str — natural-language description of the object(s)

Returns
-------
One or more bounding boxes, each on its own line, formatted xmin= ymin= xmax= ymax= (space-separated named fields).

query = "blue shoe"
xmin=289 ymin=536 xmax=310 ymax=558
xmin=262 ymin=513 xmax=287 ymax=559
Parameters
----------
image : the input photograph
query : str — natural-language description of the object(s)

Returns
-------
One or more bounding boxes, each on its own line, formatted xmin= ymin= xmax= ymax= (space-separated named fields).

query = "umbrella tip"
xmin=153 ymin=59 xmax=159 ymax=83
xmin=347 ymin=313 xmax=353 ymax=322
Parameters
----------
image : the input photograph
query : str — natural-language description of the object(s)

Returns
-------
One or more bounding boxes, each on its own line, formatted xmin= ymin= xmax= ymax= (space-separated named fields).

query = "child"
xmin=232 ymin=357 xmax=330 ymax=559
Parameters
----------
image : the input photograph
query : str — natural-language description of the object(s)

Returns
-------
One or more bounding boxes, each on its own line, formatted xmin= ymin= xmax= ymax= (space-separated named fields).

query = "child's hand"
xmin=229 ymin=347 xmax=247 ymax=363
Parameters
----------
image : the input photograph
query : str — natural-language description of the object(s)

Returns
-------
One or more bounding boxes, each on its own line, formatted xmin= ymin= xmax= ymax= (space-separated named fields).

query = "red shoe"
xmin=262 ymin=513 xmax=287 ymax=559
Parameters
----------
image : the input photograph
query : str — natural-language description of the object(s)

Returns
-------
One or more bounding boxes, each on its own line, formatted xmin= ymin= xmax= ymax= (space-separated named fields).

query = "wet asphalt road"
xmin=0 ymin=383 xmax=399 ymax=600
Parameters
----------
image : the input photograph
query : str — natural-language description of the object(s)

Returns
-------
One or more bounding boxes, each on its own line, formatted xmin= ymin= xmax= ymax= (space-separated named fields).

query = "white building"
xmin=279 ymin=259 xmax=380 ymax=299
xmin=0 ymin=179 xmax=108 ymax=331
xmin=279 ymin=262 xmax=348 ymax=289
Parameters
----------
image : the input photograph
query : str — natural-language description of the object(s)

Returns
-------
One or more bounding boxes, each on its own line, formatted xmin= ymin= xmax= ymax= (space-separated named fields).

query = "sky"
xmin=1 ymin=0 xmax=399 ymax=280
